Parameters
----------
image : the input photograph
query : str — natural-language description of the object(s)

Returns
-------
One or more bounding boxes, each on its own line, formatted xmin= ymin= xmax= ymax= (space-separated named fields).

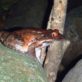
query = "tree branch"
xmin=44 ymin=0 xmax=68 ymax=82
xmin=44 ymin=40 xmax=70 ymax=82
xmin=47 ymin=0 xmax=68 ymax=34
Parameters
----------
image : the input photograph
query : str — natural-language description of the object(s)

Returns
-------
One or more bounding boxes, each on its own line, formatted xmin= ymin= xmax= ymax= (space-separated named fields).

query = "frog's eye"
xmin=51 ymin=32 xmax=59 ymax=38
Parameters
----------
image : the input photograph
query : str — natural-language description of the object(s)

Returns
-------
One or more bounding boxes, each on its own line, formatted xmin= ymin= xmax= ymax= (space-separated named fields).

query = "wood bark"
xmin=44 ymin=0 xmax=68 ymax=82
xmin=44 ymin=40 xmax=70 ymax=82
xmin=47 ymin=0 xmax=68 ymax=34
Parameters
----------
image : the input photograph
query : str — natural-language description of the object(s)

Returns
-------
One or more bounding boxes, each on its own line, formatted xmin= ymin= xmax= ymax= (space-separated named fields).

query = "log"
xmin=44 ymin=40 xmax=70 ymax=82
xmin=45 ymin=0 xmax=68 ymax=82
xmin=47 ymin=0 xmax=68 ymax=34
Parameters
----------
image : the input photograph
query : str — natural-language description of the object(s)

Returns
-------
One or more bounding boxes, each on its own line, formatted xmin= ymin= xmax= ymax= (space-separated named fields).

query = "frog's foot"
xmin=35 ymin=42 xmax=50 ymax=64
xmin=15 ymin=44 xmax=28 ymax=53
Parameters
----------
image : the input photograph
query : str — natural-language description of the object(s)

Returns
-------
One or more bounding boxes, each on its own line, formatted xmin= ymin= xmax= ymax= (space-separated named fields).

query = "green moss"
xmin=0 ymin=44 xmax=48 ymax=82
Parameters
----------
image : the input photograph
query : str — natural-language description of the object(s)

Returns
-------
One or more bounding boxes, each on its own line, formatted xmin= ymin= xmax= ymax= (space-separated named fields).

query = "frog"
xmin=0 ymin=28 xmax=63 ymax=64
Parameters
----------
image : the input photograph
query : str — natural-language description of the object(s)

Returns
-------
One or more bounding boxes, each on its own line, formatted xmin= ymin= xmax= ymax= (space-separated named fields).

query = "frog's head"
xmin=28 ymin=29 xmax=63 ymax=64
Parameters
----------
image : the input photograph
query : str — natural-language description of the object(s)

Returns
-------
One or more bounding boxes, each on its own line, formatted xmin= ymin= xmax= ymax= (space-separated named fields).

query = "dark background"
xmin=0 ymin=0 xmax=82 ymax=29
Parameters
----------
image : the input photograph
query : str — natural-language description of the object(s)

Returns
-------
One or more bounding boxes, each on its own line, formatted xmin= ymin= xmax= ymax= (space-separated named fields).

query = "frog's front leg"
xmin=35 ymin=43 xmax=51 ymax=64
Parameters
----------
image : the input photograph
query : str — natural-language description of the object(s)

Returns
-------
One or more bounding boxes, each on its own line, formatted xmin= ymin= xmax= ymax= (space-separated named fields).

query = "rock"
xmin=0 ymin=43 xmax=48 ymax=82
xmin=60 ymin=6 xmax=82 ymax=70
xmin=57 ymin=7 xmax=82 ymax=82
xmin=62 ymin=59 xmax=82 ymax=82
xmin=65 ymin=6 xmax=82 ymax=39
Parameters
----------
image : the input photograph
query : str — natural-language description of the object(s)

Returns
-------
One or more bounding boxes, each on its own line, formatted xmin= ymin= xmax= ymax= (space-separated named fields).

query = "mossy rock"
xmin=0 ymin=43 xmax=48 ymax=82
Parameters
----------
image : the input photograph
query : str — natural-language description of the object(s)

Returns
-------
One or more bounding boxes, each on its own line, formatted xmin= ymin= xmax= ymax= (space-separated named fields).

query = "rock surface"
xmin=57 ymin=6 xmax=82 ymax=82
xmin=62 ymin=59 xmax=82 ymax=82
xmin=0 ymin=43 xmax=48 ymax=82
xmin=61 ymin=6 xmax=82 ymax=69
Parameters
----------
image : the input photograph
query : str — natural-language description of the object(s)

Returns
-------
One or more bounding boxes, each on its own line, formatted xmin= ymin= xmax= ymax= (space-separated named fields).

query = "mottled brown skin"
xmin=0 ymin=28 xmax=63 ymax=59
